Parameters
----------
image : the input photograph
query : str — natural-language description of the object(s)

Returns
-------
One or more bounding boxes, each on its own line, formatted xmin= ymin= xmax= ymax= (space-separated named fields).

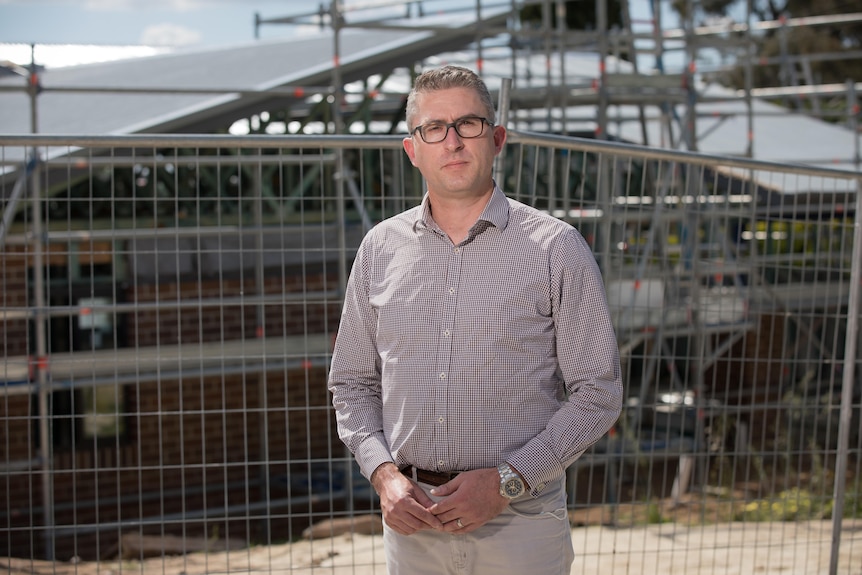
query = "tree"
xmin=682 ymin=0 xmax=862 ymax=118
xmin=520 ymin=0 xmax=624 ymax=37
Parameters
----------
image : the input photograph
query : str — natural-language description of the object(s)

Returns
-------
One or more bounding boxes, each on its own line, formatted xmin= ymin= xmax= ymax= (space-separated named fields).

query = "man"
xmin=328 ymin=65 xmax=622 ymax=575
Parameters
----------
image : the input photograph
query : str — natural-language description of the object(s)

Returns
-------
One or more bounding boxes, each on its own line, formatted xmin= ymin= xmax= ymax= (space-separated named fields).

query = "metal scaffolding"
xmin=253 ymin=1 xmax=861 ymax=164
xmin=1 ymin=1 xmax=860 ymax=569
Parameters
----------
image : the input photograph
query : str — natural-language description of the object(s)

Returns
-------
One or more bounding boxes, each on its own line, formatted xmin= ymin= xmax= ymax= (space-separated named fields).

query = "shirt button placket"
xmin=433 ymin=244 xmax=462 ymax=470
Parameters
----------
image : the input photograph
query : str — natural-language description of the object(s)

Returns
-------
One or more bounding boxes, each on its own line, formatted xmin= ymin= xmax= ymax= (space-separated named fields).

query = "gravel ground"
xmin=3 ymin=519 xmax=861 ymax=575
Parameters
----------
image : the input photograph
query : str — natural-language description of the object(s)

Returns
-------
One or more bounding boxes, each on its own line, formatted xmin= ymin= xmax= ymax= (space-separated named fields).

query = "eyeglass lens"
xmin=417 ymin=117 xmax=487 ymax=143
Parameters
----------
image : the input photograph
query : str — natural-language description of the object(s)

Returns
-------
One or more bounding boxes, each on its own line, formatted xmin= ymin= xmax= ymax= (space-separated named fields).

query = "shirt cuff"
xmin=354 ymin=434 xmax=395 ymax=480
xmin=508 ymin=439 xmax=566 ymax=498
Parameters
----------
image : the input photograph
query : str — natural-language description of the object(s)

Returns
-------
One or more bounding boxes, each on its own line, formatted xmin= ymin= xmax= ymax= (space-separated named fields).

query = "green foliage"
xmin=678 ymin=0 xmax=862 ymax=101
xmin=736 ymin=488 xmax=830 ymax=522
xmin=848 ymin=491 xmax=862 ymax=518
xmin=740 ymin=486 xmax=862 ymax=522
xmin=646 ymin=500 xmax=671 ymax=524
xmin=519 ymin=1 xmax=624 ymax=35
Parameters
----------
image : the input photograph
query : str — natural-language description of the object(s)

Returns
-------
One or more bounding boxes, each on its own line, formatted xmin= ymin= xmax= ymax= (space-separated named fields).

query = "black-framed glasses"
xmin=411 ymin=116 xmax=493 ymax=144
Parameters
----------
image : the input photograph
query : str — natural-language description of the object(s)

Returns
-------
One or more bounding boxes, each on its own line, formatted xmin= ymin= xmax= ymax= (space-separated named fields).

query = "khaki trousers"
xmin=383 ymin=478 xmax=574 ymax=575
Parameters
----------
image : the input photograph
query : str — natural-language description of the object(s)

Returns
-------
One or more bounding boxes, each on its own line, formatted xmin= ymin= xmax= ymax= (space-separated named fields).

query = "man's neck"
xmin=427 ymin=187 xmax=494 ymax=245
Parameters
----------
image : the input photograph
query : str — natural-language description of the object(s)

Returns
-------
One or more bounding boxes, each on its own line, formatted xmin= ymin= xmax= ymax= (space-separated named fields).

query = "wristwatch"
xmin=497 ymin=462 xmax=526 ymax=499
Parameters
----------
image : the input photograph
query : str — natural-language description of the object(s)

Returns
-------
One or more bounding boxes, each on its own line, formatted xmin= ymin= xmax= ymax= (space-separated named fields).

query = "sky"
xmin=0 ymin=0 xmax=348 ymax=55
xmin=0 ymin=0 xmax=440 ymax=68
xmin=0 ymin=0 xmax=691 ymax=50
xmin=0 ymin=0 xmax=481 ymax=68
xmin=0 ymin=0 xmax=681 ymax=69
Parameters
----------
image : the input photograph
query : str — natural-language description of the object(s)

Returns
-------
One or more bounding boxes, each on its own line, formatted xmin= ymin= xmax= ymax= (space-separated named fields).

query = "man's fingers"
xmin=412 ymin=484 xmax=437 ymax=508
xmin=428 ymin=479 xmax=457 ymax=497
xmin=386 ymin=504 xmax=444 ymax=534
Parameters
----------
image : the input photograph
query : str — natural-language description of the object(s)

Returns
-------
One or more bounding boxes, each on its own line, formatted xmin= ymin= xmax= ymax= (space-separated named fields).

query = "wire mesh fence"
xmin=1 ymin=132 xmax=860 ymax=573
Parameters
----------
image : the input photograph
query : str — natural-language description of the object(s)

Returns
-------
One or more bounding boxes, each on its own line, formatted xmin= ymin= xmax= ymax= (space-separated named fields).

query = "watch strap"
xmin=497 ymin=462 xmax=525 ymax=499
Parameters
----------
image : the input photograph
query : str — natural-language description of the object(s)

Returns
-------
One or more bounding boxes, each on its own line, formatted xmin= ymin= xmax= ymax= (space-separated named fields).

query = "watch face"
xmin=504 ymin=478 xmax=524 ymax=498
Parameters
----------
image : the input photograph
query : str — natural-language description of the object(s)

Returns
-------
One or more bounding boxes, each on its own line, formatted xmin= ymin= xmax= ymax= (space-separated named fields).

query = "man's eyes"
xmin=423 ymin=123 xmax=446 ymax=134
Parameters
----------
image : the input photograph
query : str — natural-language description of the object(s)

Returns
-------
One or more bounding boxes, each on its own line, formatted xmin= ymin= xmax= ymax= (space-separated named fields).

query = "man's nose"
xmin=443 ymin=126 xmax=464 ymax=147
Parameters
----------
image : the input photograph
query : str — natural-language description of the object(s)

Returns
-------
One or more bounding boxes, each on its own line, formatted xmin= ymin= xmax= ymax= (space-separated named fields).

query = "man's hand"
xmin=426 ymin=467 xmax=511 ymax=533
xmin=371 ymin=462 xmax=445 ymax=535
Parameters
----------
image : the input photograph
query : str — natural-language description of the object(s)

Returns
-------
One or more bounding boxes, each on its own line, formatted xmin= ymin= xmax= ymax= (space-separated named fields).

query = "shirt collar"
xmin=415 ymin=182 xmax=510 ymax=234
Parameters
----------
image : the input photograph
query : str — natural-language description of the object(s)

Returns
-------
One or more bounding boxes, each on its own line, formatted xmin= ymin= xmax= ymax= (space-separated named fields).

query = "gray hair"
xmin=405 ymin=65 xmax=496 ymax=131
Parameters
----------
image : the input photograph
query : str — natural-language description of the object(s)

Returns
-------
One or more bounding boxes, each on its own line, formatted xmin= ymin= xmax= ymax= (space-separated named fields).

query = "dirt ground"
xmin=3 ymin=507 xmax=861 ymax=575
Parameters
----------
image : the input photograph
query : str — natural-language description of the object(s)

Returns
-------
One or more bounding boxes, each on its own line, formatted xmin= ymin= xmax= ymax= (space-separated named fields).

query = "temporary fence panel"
xmin=1 ymin=133 xmax=860 ymax=573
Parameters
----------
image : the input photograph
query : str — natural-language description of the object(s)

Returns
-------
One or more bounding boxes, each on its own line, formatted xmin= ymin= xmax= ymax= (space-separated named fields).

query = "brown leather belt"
xmin=400 ymin=465 xmax=459 ymax=487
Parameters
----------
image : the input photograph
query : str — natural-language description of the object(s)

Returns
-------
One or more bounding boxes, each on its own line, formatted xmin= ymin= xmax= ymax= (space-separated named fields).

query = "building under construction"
xmin=0 ymin=0 xmax=860 ymax=568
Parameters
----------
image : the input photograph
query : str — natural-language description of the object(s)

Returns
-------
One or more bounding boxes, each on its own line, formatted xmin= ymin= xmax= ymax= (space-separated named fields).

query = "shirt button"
xmin=454 ymin=247 xmax=461 ymax=254
xmin=443 ymin=329 xmax=451 ymax=337
xmin=448 ymin=287 xmax=455 ymax=295
xmin=438 ymin=460 xmax=445 ymax=467
xmin=438 ymin=416 xmax=445 ymax=423
xmin=439 ymin=372 xmax=446 ymax=380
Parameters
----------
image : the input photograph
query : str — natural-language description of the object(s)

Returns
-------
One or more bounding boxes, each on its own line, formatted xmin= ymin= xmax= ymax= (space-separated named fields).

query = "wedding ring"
xmin=456 ymin=519 xmax=464 ymax=528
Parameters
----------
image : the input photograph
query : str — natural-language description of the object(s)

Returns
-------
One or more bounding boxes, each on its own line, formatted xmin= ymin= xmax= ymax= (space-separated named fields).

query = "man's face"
xmin=402 ymin=87 xmax=506 ymax=199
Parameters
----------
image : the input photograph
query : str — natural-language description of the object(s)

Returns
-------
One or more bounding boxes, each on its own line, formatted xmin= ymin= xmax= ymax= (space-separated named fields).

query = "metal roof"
xmin=0 ymin=5 xmax=858 ymax=189
xmin=0 ymin=9 xmax=511 ymax=143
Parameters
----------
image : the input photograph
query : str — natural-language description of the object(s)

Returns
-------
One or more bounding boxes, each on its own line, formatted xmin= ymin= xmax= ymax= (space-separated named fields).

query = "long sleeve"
xmin=506 ymin=228 xmax=623 ymax=493
xmin=328 ymin=238 xmax=394 ymax=480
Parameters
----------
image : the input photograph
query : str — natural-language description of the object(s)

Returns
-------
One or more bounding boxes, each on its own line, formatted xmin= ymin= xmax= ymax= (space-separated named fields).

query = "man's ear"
xmin=403 ymin=136 xmax=418 ymax=166
xmin=493 ymin=125 xmax=507 ymax=155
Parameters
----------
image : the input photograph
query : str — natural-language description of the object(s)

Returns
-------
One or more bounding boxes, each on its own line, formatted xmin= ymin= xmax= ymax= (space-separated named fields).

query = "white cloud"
xmin=139 ymin=22 xmax=202 ymax=46
xmin=83 ymin=0 xmax=204 ymax=11
xmin=0 ymin=44 xmax=171 ymax=68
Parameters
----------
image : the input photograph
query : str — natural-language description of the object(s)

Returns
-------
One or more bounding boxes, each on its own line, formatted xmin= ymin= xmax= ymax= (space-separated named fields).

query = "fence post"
xmin=829 ymin=176 xmax=862 ymax=575
xmin=493 ymin=77 xmax=512 ymax=184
